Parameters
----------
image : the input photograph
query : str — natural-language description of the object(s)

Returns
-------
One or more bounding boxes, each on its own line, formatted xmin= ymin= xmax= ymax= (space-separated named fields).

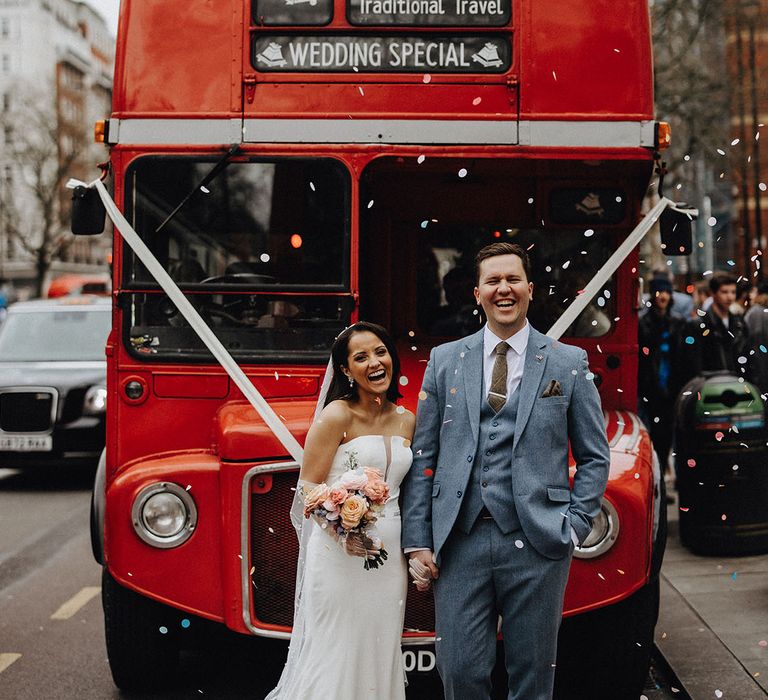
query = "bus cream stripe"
xmin=109 ymin=118 xmax=655 ymax=147
xmin=0 ymin=653 xmax=21 ymax=674
xmin=50 ymin=586 xmax=101 ymax=620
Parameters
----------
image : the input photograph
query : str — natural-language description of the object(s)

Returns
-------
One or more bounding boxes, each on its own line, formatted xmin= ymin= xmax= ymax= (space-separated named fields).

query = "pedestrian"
xmin=401 ymin=242 xmax=609 ymax=700
xmin=730 ymin=278 xmax=754 ymax=316
xmin=693 ymin=279 xmax=711 ymax=313
xmin=639 ymin=275 xmax=685 ymax=472
xmin=680 ymin=271 xmax=750 ymax=385
xmin=744 ymin=282 xmax=768 ymax=394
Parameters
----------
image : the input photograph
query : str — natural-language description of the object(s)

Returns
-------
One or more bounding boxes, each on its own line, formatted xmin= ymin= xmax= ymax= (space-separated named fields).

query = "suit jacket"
xmin=401 ymin=325 xmax=610 ymax=561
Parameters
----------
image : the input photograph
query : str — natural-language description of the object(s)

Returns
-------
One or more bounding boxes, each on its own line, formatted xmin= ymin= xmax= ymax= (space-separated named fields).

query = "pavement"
xmin=655 ymin=487 xmax=768 ymax=699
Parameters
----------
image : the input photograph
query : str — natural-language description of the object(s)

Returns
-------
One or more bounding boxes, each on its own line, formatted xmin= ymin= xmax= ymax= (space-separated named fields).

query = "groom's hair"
xmin=475 ymin=242 xmax=531 ymax=284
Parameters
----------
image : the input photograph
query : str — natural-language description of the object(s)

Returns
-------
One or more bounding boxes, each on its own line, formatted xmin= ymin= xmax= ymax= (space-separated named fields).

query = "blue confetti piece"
xmin=685 ymin=336 xmax=695 ymax=345
xmin=732 ymin=572 xmax=738 ymax=581
xmin=760 ymin=345 xmax=767 ymax=354
xmin=159 ymin=626 xmax=168 ymax=634
xmin=181 ymin=618 xmax=191 ymax=629
xmin=727 ymin=260 xmax=735 ymax=266
xmin=420 ymin=220 xmax=429 ymax=229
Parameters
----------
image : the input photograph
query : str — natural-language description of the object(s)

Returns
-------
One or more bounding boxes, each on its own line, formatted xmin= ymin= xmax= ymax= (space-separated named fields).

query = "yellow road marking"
xmin=0 ymin=653 xmax=21 ymax=674
xmin=50 ymin=586 xmax=101 ymax=620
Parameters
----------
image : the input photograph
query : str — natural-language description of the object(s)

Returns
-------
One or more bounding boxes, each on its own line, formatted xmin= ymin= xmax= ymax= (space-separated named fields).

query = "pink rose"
xmin=340 ymin=494 xmax=368 ymax=529
xmin=328 ymin=486 xmax=348 ymax=506
xmin=363 ymin=467 xmax=390 ymax=505
xmin=302 ymin=483 xmax=330 ymax=516
xmin=338 ymin=469 xmax=368 ymax=491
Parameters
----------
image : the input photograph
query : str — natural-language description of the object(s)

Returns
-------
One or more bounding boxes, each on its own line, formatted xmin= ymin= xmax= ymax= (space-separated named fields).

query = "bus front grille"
xmin=248 ymin=470 xmax=435 ymax=633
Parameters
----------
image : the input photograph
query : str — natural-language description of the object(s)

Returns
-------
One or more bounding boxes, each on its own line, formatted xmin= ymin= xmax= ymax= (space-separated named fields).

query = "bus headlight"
xmin=131 ymin=483 xmax=197 ymax=548
xmin=573 ymin=499 xmax=619 ymax=560
xmin=83 ymin=385 xmax=107 ymax=415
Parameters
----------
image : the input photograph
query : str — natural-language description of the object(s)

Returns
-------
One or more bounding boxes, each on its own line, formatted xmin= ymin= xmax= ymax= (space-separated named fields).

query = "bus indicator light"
xmin=94 ymin=120 xmax=106 ymax=143
xmin=656 ymin=121 xmax=672 ymax=150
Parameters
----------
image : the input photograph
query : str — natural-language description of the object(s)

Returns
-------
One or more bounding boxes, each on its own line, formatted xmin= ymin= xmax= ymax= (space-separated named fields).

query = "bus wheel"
xmin=102 ymin=568 xmax=180 ymax=690
xmin=554 ymin=577 xmax=660 ymax=700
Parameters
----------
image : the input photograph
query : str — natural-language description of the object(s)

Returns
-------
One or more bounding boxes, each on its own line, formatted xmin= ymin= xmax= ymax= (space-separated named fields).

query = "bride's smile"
xmin=344 ymin=330 xmax=394 ymax=395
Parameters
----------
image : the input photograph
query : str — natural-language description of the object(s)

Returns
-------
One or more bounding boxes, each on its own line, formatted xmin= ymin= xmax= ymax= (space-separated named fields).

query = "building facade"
xmin=0 ymin=0 xmax=113 ymax=298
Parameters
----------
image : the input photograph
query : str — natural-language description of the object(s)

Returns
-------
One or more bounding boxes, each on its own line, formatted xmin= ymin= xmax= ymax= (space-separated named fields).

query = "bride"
xmin=266 ymin=322 xmax=415 ymax=700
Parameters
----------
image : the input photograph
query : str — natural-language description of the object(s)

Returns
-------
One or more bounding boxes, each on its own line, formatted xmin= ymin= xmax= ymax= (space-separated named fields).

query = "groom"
xmin=401 ymin=242 xmax=609 ymax=699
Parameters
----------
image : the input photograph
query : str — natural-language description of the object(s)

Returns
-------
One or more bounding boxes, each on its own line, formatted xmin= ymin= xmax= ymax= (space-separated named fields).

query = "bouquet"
xmin=302 ymin=450 xmax=390 ymax=570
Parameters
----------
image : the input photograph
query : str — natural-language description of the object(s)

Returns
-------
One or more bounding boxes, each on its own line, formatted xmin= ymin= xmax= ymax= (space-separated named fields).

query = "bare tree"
xmin=0 ymin=85 xmax=86 ymax=297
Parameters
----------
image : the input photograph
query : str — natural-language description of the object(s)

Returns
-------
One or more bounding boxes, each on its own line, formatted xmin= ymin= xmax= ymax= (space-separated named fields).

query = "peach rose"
xmin=363 ymin=467 xmax=389 ymax=504
xmin=339 ymin=469 xmax=368 ymax=491
xmin=302 ymin=483 xmax=330 ymax=516
xmin=340 ymin=494 xmax=368 ymax=530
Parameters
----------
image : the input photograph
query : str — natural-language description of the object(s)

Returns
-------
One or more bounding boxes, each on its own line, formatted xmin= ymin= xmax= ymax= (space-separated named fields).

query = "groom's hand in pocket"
xmin=408 ymin=551 xmax=439 ymax=591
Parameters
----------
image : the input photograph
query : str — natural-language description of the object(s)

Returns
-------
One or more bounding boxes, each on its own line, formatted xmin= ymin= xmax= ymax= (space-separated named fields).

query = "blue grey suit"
xmin=401 ymin=325 xmax=610 ymax=699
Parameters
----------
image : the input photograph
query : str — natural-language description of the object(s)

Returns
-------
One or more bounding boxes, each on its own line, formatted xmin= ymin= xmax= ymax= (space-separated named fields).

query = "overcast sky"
xmin=90 ymin=0 xmax=120 ymax=36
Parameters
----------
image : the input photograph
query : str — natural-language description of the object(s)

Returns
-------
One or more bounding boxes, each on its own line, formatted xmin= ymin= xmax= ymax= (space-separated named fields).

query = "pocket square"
xmin=541 ymin=379 xmax=562 ymax=398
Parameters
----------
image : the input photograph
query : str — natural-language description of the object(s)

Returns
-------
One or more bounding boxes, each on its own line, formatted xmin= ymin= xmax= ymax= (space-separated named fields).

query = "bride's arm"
xmin=299 ymin=400 xmax=348 ymax=485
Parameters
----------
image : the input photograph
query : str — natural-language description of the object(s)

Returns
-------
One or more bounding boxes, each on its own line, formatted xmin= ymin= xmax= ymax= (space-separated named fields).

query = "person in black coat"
xmin=680 ymin=271 xmax=750 ymax=385
xmin=639 ymin=276 xmax=685 ymax=471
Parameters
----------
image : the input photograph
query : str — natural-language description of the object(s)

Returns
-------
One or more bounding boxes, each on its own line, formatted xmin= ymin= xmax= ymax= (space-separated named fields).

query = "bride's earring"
xmin=348 ymin=375 xmax=354 ymax=387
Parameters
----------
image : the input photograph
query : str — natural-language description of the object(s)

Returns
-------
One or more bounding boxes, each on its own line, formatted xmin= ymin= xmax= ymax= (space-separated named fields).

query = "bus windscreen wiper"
xmin=155 ymin=143 xmax=240 ymax=235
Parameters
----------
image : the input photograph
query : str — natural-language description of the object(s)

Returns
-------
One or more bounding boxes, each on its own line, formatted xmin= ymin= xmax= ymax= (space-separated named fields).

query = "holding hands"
xmin=408 ymin=551 xmax=439 ymax=591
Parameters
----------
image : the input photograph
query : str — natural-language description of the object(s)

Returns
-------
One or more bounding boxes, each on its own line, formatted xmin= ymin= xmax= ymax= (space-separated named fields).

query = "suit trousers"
xmin=433 ymin=519 xmax=573 ymax=700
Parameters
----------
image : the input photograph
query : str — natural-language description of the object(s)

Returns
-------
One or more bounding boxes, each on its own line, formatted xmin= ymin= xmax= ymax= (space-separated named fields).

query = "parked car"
xmin=0 ymin=296 xmax=110 ymax=467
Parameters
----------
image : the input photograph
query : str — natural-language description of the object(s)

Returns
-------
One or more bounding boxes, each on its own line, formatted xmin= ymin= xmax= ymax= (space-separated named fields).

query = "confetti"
xmin=424 ymin=468 xmax=434 ymax=477
xmin=417 ymin=155 xmax=425 ymax=164
xmin=514 ymin=540 xmax=524 ymax=549
xmin=367 ymin=199 xmax=374 ymax=209
xmin=715 ymin=691 xmax=723 ymax=698
xmin=159 ymin=626 xmax=168 ymax=634
xmin=472 ymin=97 xmax=482 ymax=105
xmin=423 ymin=73 xmax=431 ymax=83
xmin=399 ymin=376 xmax=408 ymax=386
xmin=552 ymin=70 xmax=557 ymax=80
xmin=396 ymin=405 xmax=406 ymax=414
xmin=731 ymin=572 xmax=737 ymax=581
xmin=597 ymin=573 xmax=605 ymax=580
xmin=458 ymin=168 xmax=468 ymax=178
xmin=715 ymin=432 xmax=724 ymax=441
xmin=358 ymin=86 xmax=365 ymax=96
xmin=721 ymin=514 xmax=727 ymax=521
xmin=181 ymin=618 xmax=191 ymax=629
xmin=759 ymin=640 xmax=768 ymax=647
xmin=200 ymin=185 xmax=210 ymax=193
xmin=584 ymin=229 xmax=594 ymax=237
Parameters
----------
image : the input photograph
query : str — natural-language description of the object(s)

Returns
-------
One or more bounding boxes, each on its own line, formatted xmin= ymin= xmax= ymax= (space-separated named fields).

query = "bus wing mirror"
xmin=71 ymin=186 xmax=106 ymax=236
xmin=659 ymin=203 xmax=697 ymax=256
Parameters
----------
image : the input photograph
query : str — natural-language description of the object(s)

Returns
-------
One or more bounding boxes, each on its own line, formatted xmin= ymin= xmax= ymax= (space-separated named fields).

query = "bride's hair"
xmin=324 ymin=322 xmax=402 ymax=406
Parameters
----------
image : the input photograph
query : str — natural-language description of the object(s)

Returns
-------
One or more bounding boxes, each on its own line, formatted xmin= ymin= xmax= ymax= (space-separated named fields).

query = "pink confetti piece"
xmin=472 ymin=97 xmax=482 ymax=106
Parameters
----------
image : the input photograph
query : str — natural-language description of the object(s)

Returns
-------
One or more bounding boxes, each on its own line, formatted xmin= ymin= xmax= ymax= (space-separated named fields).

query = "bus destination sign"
xmin=253 ymin=35 xmax=511 ymax=73
xmin=348 ymin=0 xmax=510 ymax=26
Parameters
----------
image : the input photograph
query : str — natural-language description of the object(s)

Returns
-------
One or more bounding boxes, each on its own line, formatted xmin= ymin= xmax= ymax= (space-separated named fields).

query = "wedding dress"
xmin=267 ymin=434 xmax=412 ymax=700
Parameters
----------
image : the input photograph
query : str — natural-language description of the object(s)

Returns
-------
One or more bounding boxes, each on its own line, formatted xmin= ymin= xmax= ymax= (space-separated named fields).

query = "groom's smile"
xmin=474 ymin=253 xmax=533 ymax=339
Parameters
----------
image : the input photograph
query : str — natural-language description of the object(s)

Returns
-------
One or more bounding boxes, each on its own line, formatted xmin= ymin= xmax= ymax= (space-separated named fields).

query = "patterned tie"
xmin=488 ymin=341 xmax=510 ymax=412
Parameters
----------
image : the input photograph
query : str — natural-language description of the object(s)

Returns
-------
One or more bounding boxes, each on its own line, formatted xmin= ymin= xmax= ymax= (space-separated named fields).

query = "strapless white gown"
xmin=269 ymin=435 xmax=412 ymax=700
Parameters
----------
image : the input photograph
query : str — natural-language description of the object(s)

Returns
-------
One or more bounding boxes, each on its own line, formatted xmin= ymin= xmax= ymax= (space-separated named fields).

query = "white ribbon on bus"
xmin=68 ymin=177 xmax=674 ymax=462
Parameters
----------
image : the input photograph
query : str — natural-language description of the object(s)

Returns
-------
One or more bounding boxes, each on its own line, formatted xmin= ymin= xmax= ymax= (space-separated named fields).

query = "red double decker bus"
xmin=85 ymin=0 xmax=670 ymax=695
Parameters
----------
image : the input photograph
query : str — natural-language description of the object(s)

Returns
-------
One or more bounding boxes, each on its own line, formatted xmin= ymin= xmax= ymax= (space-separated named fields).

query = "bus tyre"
xmin=554 ymin=577 xmax=660 ymax=700
xmin=102 ymin=568 xmax=180 ymax=690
